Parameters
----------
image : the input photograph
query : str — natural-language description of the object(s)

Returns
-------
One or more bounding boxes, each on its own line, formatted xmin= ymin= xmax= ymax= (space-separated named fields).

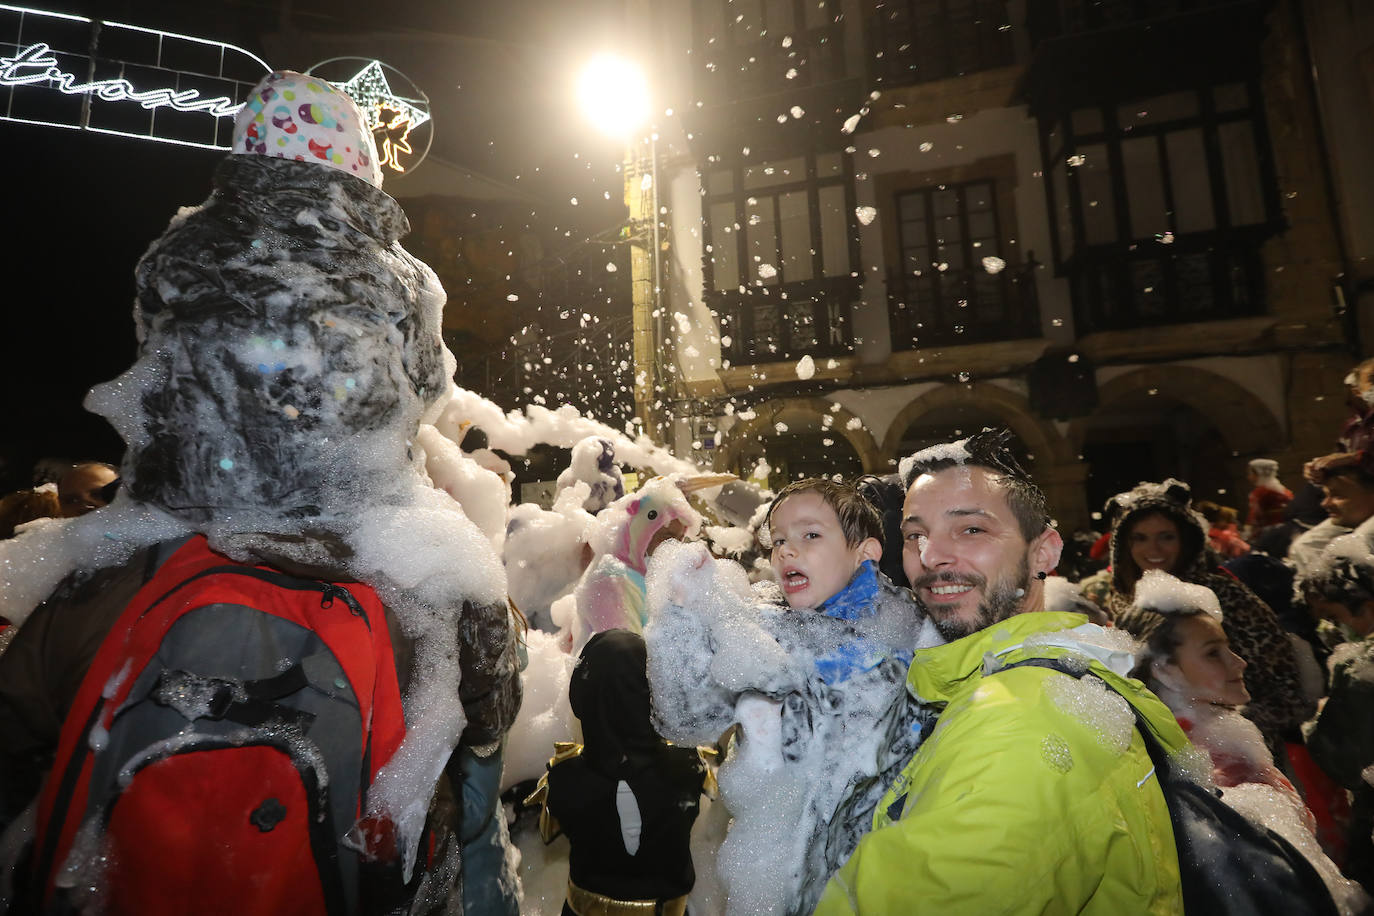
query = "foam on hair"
xmin=1133 ymin=569 xmax=1222 ymax=622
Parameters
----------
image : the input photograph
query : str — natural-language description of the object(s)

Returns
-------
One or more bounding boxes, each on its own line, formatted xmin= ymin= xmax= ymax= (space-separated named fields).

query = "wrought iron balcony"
xmin=1066 ymin=231 xmax=1266 ymax=333
xmin=1026 ymin=0 xmax=1252 ymax=42
xmin=865 ymin=0 xmax=1016 ymax=87
xmin=715 ymin=276 xmax=860 ymax=367
xmin=886 ymin=258 xmax=1041 ymax=349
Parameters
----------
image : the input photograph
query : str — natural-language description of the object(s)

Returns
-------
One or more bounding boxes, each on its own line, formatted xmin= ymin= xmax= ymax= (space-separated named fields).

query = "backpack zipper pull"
xmin=319 ymin=584 xmax=362 ymax=616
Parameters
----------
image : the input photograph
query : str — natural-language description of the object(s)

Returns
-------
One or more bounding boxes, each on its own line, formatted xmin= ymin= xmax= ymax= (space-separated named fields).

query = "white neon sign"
xmin=0 ymin=3 xmax=269 ymax=149
xmin=1 ymin=7 xmax=434 ymax=172
xmin=0 ymin=43 xmax=244 ymax=117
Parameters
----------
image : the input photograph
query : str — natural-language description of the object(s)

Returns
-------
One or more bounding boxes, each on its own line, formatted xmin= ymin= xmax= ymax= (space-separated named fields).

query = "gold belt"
xmin=566 ymin=881 xmax=688 ymax=916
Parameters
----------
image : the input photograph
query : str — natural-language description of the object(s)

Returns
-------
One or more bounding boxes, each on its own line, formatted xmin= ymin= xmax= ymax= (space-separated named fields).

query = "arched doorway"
xmin=1070 ymin=366 xmax=1287 ymax=523
xmin=717 ymin=398 xmax=876 ymax=490
xmin=730 ymin=416 xmax=866 ymax=490
xmin=888 ymin=404 xmax=1035 ymax=472
xmin=1076 ymin=393 xmax=1234 ymax=518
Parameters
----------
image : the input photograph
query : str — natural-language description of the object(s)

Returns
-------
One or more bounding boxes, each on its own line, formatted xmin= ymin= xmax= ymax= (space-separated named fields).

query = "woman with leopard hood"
xmin=1085 ymin=479 xmax=1312 ymax=752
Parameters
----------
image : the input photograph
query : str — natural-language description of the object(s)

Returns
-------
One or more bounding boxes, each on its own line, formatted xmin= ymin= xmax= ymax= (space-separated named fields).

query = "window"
xmin=887 ymin=178 xmax=1038 ymax=348
xmin=703 ymin=150 xmax=859 ymax=365
xmin=706 ymin=152 xmax=853 ymax=292
xmin=866 ymin=0 xmax=1015 ymax=87
xmin=695 ymin=0 xmax=847 ymax=103
xmin=1041 ymin=82 xmax=1279 ymax=332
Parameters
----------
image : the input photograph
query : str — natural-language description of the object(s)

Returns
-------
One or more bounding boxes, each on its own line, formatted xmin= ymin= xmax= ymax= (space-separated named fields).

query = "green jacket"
xmin=815 ymin=612 xmax=1188 ymax=916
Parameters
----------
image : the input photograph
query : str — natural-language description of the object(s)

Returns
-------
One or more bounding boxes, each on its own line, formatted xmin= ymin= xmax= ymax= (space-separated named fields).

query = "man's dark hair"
xmin=1300 ymin=550 xmax=1374 ymax=610
xmin=900 ymin=428 xmax=1050 ymax=541
xmin=1321 ymin=462 xmax=1374 ymax=490
xmin=762 ymin=478 xmax=883 ymax=551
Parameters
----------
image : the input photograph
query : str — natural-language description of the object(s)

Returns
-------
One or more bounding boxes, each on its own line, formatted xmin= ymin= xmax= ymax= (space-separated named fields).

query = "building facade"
xmin=636 ymin=0 xmax=1373 ymax=530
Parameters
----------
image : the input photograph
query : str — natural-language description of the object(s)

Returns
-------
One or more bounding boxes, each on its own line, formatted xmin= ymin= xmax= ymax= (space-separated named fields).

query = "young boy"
xmin=644 ymin=478 xmax=941 ymax=916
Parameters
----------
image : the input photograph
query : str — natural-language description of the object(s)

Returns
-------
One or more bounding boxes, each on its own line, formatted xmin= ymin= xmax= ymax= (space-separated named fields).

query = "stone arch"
xmin=1065 ymin=365 xmax=1284 ymax=459
xmin=1067 ymin=365 xmax=1287 ymax=521
xmin=880 ymin=383 xmax=1087 ymax=529
xmin=880 ymin=382 xmax=1076 ymax=468
xmin=715 ymin=396 xmax=884 ymax=476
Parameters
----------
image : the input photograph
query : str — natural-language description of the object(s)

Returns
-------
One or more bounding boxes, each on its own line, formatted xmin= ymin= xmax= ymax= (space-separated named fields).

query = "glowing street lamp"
xmin=577 ymin=55 xmax=665 ymax=440
xmin=578 ymin=55 xmax=650 ymax=140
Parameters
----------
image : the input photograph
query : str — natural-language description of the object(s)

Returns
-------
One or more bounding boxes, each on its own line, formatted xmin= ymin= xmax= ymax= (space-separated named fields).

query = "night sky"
xmin=1 ymin=0 xmax=634 ymax=491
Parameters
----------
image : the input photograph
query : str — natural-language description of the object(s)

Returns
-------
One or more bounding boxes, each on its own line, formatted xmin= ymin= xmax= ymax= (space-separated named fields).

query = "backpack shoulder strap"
xmin=993 ymin=655 xmax=1172 ymax=764
xmin=993 ymin=656 xmax=1341 ymax=916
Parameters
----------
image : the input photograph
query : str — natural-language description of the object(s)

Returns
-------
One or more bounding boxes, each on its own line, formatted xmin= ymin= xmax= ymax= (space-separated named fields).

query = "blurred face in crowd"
xmin=57 ymin=463 xmax=118 ymax=518
xmin=769 ymin=490 xmax=880 ymax=609
xmin=1320 ymin=474 xmax=1374 ymax=528
xmin=901 ymin=465 xmax=1060 ymax=641
xmin=1157 ymin=614 xmax=1249 ymax=707
xmin=1128 ymin=512 xmax=1181 ymax=576
xmin=1310 ymin=597 xmax=1374 ymax=639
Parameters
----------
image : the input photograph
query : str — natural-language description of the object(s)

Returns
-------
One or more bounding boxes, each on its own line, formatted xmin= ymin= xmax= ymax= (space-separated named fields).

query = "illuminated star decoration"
xmin=338 ymin=61 xmax=430 ymax=173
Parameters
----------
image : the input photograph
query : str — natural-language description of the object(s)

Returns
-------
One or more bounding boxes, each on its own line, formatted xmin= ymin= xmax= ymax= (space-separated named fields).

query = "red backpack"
xmin=29 ymin=535 xmax=407 ymax=915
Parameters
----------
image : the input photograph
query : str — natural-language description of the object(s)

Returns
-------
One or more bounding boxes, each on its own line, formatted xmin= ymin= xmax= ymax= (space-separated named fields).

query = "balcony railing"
xmin=887 ymin=259 xmax=1041 ymax=349
xmin=1027 ymin=0 xmax=1253 ymax=43
xmin=716 ymin=277 xmax=860 ymax=367
xmin=1067 ymin=232 xmax=1265 ymax=334
xmin=697 ymin=22 xmax=848 ymax=106
xmin=865 ymin=0 xmax=1015 ymax=87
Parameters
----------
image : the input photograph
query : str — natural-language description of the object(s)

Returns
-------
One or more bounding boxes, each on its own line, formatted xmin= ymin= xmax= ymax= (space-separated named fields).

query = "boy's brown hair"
xmin=761 ymin=478 xmax=884 ymax=551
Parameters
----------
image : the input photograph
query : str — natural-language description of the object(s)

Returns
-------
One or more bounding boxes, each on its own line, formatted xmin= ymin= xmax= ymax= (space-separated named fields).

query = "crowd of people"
xmin=3 ymin=65 xmax=1374 ymax=916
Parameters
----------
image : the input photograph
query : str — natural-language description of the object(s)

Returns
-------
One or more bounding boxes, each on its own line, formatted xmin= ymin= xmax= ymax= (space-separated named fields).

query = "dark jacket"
xmin=549 ymin=630 xmax=707 ymax=904
xmin=1305 ymin=636 xmax=1374 ymax=890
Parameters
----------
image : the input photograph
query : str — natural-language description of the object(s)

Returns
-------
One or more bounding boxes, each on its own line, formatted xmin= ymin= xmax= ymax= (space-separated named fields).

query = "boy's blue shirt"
xmin=817 ymin=559 xmax=881 ymax=621
xmin=813 ymin=560 xmax=914 ymax=685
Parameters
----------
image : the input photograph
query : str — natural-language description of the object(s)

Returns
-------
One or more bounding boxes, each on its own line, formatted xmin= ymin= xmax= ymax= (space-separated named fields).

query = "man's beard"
xmin=914 ymin=553 xmax=1031 ymax=642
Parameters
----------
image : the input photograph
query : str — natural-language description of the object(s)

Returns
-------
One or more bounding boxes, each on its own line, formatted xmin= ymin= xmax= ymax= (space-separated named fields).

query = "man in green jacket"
xmin=815 ymin=430 xmax=1188 ymax=915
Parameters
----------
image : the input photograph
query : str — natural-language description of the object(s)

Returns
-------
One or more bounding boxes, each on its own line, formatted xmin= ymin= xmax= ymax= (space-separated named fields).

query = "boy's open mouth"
xmin=782 ymin=568 xmax=810 ymax=593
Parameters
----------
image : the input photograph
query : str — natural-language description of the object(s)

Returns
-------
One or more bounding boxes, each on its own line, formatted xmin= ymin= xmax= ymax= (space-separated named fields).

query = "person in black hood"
xmin=1093 ymin=479 xmax=1312 ymax=752
xmin=531 ymin=629 xmax=711 ymax=916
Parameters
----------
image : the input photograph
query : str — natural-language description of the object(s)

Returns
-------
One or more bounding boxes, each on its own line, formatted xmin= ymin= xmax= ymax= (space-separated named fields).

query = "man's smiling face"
xmin=901 ymin=465 xmax=1039 ymax=640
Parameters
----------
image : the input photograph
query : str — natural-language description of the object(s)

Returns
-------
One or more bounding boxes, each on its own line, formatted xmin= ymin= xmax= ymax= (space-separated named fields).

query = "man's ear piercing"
xmin=1035 ymin=571 xmax=1048 ymax=580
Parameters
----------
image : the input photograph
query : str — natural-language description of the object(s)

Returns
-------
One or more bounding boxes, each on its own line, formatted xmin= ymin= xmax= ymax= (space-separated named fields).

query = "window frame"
xmin=1038 ymin=80 xmax=1282 ymax=332
xmin=878 ymin=157 xmax=1041 ymax=349
xmin=701 ymin=147 xmax=862 ymax=366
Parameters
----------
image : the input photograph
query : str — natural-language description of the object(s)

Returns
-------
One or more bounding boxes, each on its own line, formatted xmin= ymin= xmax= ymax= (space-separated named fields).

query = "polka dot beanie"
xmin=232 ymin=70 xmax=383 ymax=188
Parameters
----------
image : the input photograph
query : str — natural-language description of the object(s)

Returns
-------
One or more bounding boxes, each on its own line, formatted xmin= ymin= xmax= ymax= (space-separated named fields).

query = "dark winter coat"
xmin=549 ymin=630 xmax=707 ymax=905
xmin=1100 ymin=481 xmax=1312 ymax=746
xmin=1305 ymin=636 xmax=1374 ymax=889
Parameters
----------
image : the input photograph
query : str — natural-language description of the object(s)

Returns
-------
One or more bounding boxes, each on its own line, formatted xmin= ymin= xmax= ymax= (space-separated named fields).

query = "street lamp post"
xmin=578 ymin=55 xmax=666 ymax=441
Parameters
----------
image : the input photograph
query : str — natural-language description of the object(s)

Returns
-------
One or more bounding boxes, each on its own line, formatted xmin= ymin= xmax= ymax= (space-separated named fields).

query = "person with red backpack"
xmin=0 ymin=70 xmax=521 ymax=915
